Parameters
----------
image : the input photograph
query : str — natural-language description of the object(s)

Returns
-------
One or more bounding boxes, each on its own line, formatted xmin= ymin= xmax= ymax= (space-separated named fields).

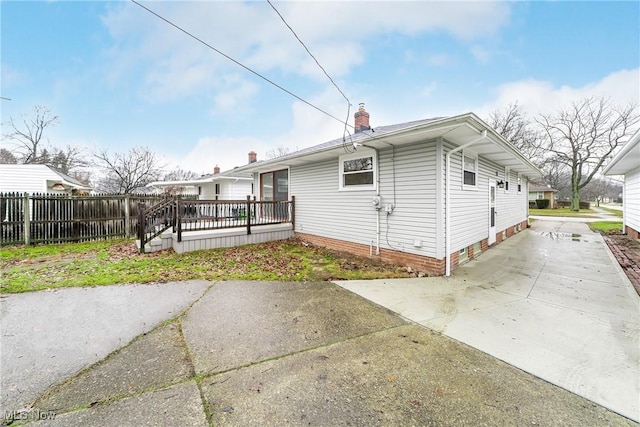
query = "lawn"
xmin=528 ymin=207 xmax=598 ymax=217
xmin=0 ymin=238 xmax=410 ymax=294
xmin=589 ymin=221 xmax=624 ymax=234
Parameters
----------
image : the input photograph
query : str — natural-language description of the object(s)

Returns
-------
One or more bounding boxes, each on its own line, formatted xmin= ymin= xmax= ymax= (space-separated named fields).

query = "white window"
xmin=462 ymin=150 xmax=477 ymax=188
xmin=504 ymin=167 xmax=510 ymax=192
xmin=517 ymin=173 xmax=522 ymax=193
xmin=339 ymin=149 xmax=377 ymax=191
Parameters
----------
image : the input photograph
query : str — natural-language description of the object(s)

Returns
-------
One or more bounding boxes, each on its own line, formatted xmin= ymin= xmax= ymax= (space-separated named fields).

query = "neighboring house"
xmin=233 ymin=105 xmax=542 ymax=276
xmin=0 ymin=164 xmax=92 ymax=194
xmin=146 ymin=154 xmax=256 ymax=200
xmin=604 ymin=129 xmax=640 ymax=239
xmin=528 ymin=184 xmax=558 ymax=208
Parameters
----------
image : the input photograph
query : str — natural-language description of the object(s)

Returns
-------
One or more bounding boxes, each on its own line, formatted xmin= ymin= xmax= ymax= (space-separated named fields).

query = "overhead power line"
xmin=265 ymin=0 xmax=353 ymax=149
xmin=131 ymin=0 xmax=350 ymax=128
xmin=266 ymin=0 xmax=351 ymax=106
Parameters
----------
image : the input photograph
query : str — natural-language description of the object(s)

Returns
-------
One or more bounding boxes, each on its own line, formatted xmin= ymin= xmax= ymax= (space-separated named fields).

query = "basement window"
xmin=339 ymin=149 xmax=377 ymax=191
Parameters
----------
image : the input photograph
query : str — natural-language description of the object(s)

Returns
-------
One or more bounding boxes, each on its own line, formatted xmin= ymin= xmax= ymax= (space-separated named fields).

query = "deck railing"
xmin=138 ymin=196 xmax=294 ymax=253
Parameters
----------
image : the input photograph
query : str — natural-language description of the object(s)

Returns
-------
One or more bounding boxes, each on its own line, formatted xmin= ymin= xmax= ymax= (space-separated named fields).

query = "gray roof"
xmin=233 ymin=112 xmax=543 ymax=179
xmin=47 ymin=165 xmax=92 ymax=189
xmin=528 ymin=184 xmax=557 ymax=193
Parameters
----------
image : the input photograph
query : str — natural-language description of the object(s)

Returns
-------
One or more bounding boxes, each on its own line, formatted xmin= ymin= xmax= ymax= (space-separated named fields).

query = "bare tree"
xmin=0 ymin=148 xmax=18 ymax=164
xmin=157 ymin=167 xmax=201 ymax=195
xmin=265 ymin=145 xmax=295 ymax=160
xmin=93 ymin=147 xmax=165 ymax=194
xmin=2 ymin=105 xmax=59 ymax=163
xmin=162 ymin=167 xmax=200 ymax=181
xmin=536 ymin=97 xmax=639 ymax=211
xmin=487 ymin=103 xmax=543 ymax=163
xmin=49 ymin=145 xmax=88 ymax=174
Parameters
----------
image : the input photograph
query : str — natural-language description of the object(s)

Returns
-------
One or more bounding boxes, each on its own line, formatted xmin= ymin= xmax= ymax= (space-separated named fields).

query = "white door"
xmin=488 ymin=180 xmax=497 ymax=245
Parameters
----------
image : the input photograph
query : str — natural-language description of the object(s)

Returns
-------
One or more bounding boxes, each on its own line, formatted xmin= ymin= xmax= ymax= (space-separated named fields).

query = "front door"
xmin=488 ymin=180 xmax=497 ymax=245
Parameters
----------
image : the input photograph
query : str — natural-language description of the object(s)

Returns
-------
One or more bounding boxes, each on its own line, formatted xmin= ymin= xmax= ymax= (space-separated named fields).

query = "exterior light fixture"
xmin=496 ymin=180 xmax=505 ymax=189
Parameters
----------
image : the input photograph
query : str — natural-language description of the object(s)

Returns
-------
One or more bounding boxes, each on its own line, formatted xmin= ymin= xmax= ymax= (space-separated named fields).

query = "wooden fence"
xmin=0 ymin=193 xmax=165 ymax=246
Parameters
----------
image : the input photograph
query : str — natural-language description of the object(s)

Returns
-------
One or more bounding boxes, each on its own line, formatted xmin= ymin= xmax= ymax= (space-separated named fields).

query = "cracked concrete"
xmin=1 ymin=276 xmax=636 ymax=426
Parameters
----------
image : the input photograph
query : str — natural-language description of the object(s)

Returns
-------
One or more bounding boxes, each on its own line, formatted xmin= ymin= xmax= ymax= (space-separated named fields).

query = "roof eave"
xmin=603 ymin=129 xmax=640 ymax=175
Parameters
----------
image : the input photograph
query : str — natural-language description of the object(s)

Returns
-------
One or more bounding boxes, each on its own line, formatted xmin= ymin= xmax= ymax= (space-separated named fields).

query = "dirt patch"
xmin=603 ymin=231 xmax=640 ymax=296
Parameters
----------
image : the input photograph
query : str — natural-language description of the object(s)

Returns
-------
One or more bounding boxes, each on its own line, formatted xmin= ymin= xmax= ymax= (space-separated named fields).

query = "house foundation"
xmin=297 ymin=219 xmax=529 ymax=276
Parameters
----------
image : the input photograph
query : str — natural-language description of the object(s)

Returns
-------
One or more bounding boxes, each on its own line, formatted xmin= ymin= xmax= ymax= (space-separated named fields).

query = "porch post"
xmin=291 ymin=195 xmax=295 ymax=228
xmin=177 ymin=199 xmax=183 ymax=242
xmin=137 ymin=202 xmax=145 ymax=254
xmin=246 ymin=195 xmax=251 ymax=235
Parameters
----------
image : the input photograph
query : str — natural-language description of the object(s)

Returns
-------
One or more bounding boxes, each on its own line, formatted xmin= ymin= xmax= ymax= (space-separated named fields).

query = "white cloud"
xmin=101 ymin=2 xmax=512 ymax=102
xmin=419 ymin=81 xmax=438 ymax=98
xmin=1 ymin=62 xmax=24 ymax=89
xmin=470 ymin=46 xmax=491 ymax=64
xmin=176 ymin=135 xmax=269 ymax=174
xmin=211 ymin=75 xmax=259 ymax=115
xmin=426 ymin=54 xmax=452 ymax=67
xmin=477 ymin=68 xmax=640 ymax=118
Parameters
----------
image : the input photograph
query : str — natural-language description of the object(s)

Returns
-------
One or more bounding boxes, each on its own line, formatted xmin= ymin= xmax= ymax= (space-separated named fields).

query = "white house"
xmin=0 ymin=164 xmax=92 ymax=194
xmin=233 ymin=105 xmax=542 ymax=276
xmin=146 ymin=155 xmax=255 ymax=200
xmin=604 ymin=129 xmax=640 ymax=239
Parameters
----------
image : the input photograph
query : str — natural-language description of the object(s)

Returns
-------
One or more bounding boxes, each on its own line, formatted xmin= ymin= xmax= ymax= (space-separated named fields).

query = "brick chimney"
xmin=248 ymin=151 xmax=257 ymax=163
xmin=354 ymin=103 xmax=370 ymax=133
xmin=214 ymin=165 xmax=220 ymax=174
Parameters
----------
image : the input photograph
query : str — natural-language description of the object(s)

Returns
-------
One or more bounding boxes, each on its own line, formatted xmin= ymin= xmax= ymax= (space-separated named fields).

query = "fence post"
xmin=124 ymin=194 xmax=131 ymax=238
xmin=246 ymin=195 xmax=251 ymax=235
xmin=23 ymin=193 xmax=31 ymax=246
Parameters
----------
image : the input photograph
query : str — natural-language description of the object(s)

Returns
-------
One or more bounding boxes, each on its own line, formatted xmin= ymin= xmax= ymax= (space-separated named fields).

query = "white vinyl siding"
xmin=379 ymin=142 xmax=438 ymax=257
xmin=624 ymin=166 xmax=640 ymax=233
xmin=199 ymin=181 xmax=252 ymax=200
xmin=0 ymin=165 xmax=57 ymax=193
xmin=290 ymin=141 xmax=439 ymax=258
xmin=446 ymin=141 xmax=486 ymax=252
xmin=493 ymin=163 xmax=528 ymax=233
xmin=445 ymin=140 xmax=529 ymax=253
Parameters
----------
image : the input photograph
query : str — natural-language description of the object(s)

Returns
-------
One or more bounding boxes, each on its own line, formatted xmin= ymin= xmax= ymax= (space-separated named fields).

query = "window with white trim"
xmin=504 ymin=167 xmax=510 ymax=192
xmin=462 ymin=150 xmax=477 ymax=187
xmin=517 ymin=173 xmax=522 ymax=193
xmin=339 ymin=149 xmax=377 ymax=191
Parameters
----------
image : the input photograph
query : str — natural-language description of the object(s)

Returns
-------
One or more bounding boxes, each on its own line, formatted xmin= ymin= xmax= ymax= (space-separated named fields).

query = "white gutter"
xmin=445 ymin=129 xmax=487 ymax=276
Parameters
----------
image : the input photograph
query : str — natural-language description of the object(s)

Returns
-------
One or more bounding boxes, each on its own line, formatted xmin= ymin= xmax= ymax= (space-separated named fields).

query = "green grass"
xmin=589 ymin=221 xmax=624 ymax=234
xmin=529 ymin=207 xmax=598 ymax=217
xmin=0 ymin=238 xmax=409 ymax=294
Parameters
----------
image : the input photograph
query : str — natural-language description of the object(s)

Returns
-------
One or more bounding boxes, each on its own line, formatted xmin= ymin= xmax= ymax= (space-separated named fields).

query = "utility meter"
xmin=372 ymin=196 xmax=382 ymax=209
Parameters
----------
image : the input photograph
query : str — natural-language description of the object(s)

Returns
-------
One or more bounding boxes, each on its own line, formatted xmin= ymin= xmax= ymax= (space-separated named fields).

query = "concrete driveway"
xmin=336 ymin=219 xmax=640 ymax=422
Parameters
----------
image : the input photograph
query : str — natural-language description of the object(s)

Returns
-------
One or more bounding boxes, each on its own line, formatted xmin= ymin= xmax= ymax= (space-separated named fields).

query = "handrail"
xmin=137 ymin=197 xmax=176 ymax=253
xmin=138 ymin=197 xmax=295 ymax=251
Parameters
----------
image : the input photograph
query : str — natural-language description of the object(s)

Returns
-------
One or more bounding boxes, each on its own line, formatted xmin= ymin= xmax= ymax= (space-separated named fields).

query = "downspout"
xmin=376 ymin=149 xmax=381 ymax=255
xmin=445 ymin=129 xmax=487 ymax=276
